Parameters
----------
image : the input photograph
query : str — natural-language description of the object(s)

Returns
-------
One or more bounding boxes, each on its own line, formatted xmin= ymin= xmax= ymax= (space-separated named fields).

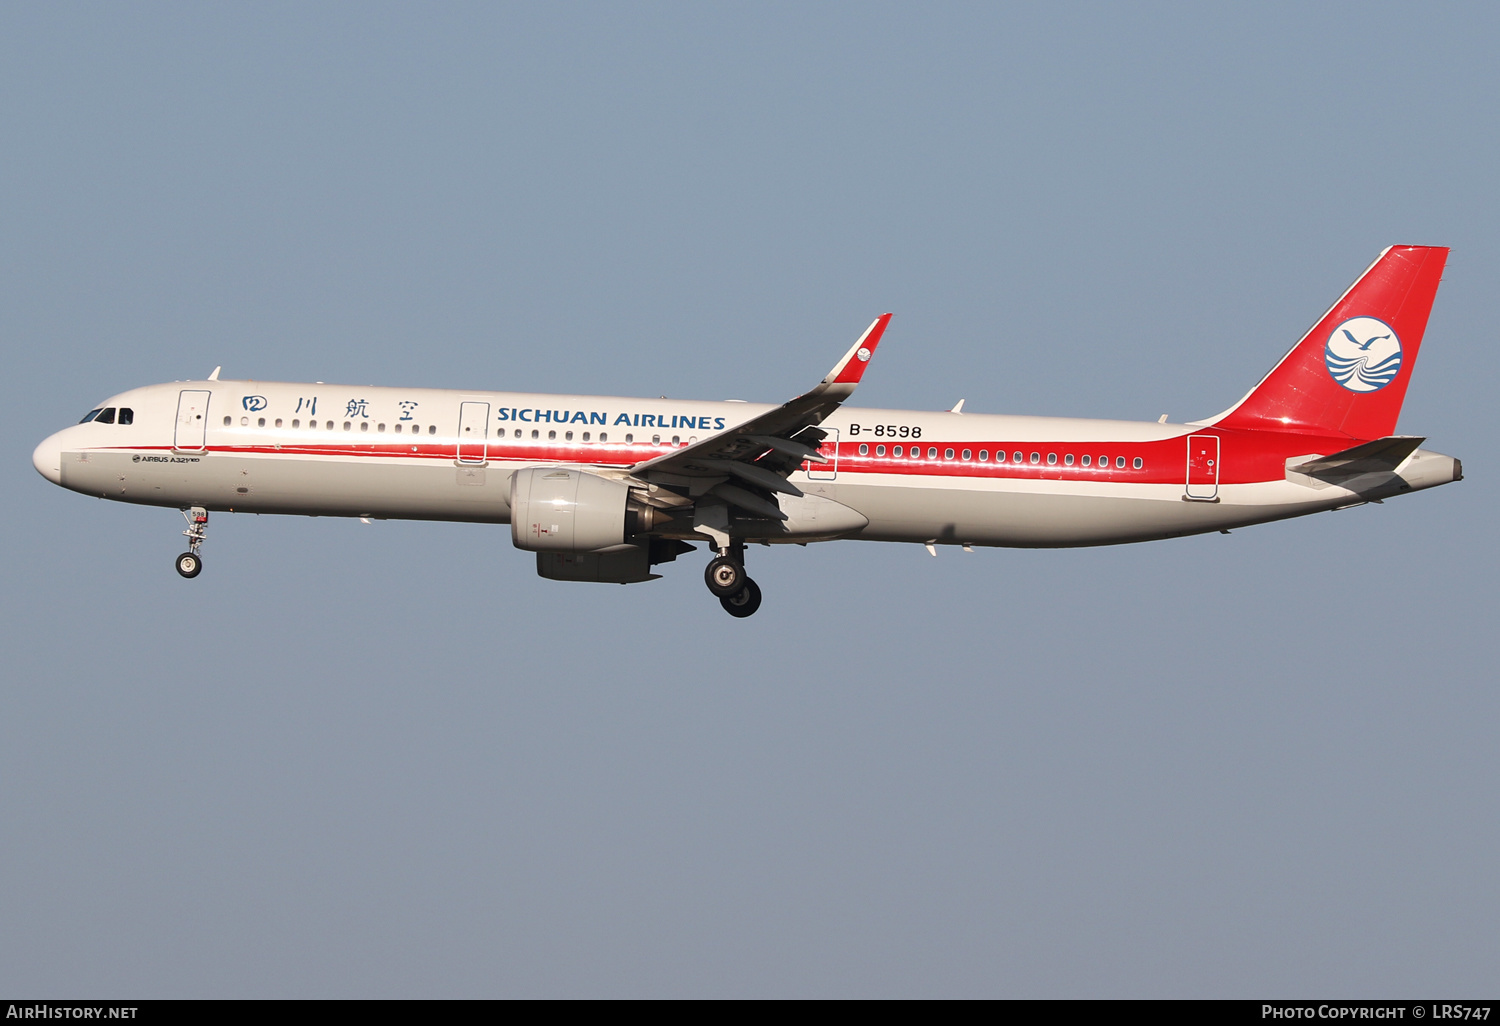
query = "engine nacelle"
xmin=511 ymin=466 xmax=642 ymax=553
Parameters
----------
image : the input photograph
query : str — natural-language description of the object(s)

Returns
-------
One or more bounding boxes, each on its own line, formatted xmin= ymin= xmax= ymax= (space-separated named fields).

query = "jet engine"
xmin=511 ymin=467 xmax=685 ymax=584
xmin=510 ymin=467 xmax=636 ymax=553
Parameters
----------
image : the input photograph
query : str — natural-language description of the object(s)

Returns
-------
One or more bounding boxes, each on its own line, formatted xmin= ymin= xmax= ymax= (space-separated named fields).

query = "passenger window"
xmin=1081 ymin=455 xmax=1090 ymax=466
xmin=343 ymin=421 xmax=351 ymax=431
xmin=961 ymin=449 xmax=972 ymax=460
xmin=625 ymin=433 xmax=634 ymax=444
xmin=892 ymin=445 xmax=902 ymax=456
xmin=428 ymin=425 xmax=436 ymax=435
xmin=118 ymin=408 xmax=134 ymax=425
xmin=1116 ymin=456 xmax=1126 ymax=469
xmin=359 ymin=421 xmax=368 ymax=432
xmin=912 ymin=447 xmax=922 ymax=459
xmin=377 ymin=423 xmax=385 ymax=432
xmin=859 ymin=443 xmax=869 ymax=455
xmin=531 ymin=429 xmax=539 ymax=440
xmin=652 ymin=434 xmax=660 ymax=445
xmin=259 ymin=418 xmax=267 ymax=428
xmin=1029 ymin=452 xmax=1040 ymax=464
xmin=1064 ymin=453 xmax=1074 ymax=465
xmin=275 ymin=418 xmax=283 ymax=428
xmin=672 ymin=436 xmax=680 ymax=445
xmin=549 ymin=430 xmax=557 ymax=440
xmin=79 ymin=409 xmax=102 ymax=424
xmin=978 ymin=450 xmax=988 ymax=461
xmin=582 ymin=431 xmax=590 ymax=442
xmin=1133 ymin=457 xmax=1143 ymax=469
xmin=944 ymin=448 xmax=954 ymax=459
xmin=1099 ymin=455 xmax=1108 ymax=466
xmin=293 ymin=419 xmax=301 ymax=429
xmin=1047 ymin=453 xmax=1057 ymax=465
xmin=876 ymin=444 xmax=886 ymax=456
xmin=1013 ymin=451 xmax=1023 ymax=463
xmin=599 ymin=432 xmax=608 ymax=442
xmin=565 ymin=431 xmax=574 ymax=441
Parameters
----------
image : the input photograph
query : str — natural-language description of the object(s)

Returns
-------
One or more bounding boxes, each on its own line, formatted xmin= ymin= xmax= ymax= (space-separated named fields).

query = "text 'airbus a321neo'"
xmin=33 ymin=246 xmax=1462 ymax=617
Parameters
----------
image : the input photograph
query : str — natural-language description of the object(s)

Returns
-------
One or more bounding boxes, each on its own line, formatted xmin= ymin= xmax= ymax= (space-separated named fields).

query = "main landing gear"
xmin=705 ymin=544 xmax=762 ymax=618
xmin=176 ymin=507 xmax=208 ymax=579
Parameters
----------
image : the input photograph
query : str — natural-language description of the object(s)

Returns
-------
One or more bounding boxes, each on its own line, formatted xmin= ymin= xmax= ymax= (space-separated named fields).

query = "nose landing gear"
xmin=705 ymin=543 xmax=762 ymax=617
xmin=176 ymin=507 xmax=208 ymax=579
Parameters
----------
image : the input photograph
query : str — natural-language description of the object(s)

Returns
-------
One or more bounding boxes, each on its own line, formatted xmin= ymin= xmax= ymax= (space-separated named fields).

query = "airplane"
xmin=32 ymin=245 xmax=1461 ymax=617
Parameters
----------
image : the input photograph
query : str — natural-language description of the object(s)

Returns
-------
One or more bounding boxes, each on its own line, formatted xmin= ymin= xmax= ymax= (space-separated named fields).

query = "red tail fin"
xmin=1211 ymin=245 xmax=1448 ymax=440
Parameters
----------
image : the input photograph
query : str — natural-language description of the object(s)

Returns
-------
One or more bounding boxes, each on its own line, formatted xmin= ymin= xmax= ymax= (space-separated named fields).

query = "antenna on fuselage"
xmin=207 ymin=366 xmax=221 ymax=381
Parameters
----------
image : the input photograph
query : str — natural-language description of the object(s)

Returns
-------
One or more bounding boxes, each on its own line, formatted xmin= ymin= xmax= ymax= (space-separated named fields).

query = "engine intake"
xmin=510 ymin=467 xmax=631 ymax=553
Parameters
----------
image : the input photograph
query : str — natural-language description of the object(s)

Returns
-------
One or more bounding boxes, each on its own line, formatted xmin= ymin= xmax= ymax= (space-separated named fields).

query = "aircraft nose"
xmin=33 ymin=432 xmax=63 ymax=485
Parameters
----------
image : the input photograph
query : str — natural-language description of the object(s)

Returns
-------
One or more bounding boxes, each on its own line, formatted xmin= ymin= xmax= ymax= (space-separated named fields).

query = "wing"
xmin=621 ymin=314 xmax=892 ymax=520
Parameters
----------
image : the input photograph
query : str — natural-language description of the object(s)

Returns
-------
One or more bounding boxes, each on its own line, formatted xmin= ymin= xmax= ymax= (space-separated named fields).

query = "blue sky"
xmin=2 ymin=2 xmax=1496 ymax=996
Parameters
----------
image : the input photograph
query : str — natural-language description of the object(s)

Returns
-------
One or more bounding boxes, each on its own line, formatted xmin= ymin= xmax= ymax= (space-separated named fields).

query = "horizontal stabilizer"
xmin=1288 ymin=435 xmax=1425 ymax=483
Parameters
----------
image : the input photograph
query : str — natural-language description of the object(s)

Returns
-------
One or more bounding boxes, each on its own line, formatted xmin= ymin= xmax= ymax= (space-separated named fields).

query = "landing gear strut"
xmin=176 ymin=507 xmax=207 ymax=579
xmin=705 ymin=543 xmax=762 ymax=617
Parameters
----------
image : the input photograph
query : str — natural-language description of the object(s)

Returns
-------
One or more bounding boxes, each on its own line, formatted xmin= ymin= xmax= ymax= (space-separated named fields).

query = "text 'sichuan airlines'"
xmin=34 ymin=246 xmax=1462 ymax=616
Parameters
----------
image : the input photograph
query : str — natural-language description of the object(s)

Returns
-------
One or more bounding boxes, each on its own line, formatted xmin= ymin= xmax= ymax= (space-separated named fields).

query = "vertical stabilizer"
xmin=1210 ymin=246 xmax=1448 ymax=440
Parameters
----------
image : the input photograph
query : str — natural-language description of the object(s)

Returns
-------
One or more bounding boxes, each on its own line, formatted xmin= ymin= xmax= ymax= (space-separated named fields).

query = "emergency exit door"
xmin=174 ymin=390 xmax=210 ymax=452
xmin=457 ymin=402 xmax=490 ymax=464
xmin=806 ymin=428 xmax=839 ymax=481
xmin=1186 ymin=434 xmax=1219 ymax=500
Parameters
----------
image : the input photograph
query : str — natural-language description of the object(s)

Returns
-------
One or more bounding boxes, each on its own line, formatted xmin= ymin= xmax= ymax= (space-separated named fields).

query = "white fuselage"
xmin=32 ymin=379 xmax=1460 ymax=549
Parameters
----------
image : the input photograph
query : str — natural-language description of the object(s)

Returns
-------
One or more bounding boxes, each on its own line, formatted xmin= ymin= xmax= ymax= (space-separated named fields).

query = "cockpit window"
xmin=118 ymin=408 xmax=134 ymax=425
xmin=95 ymin=408 xmax=116 ymax=424
xmin=79 ymin=409 xmax=102 ymax=424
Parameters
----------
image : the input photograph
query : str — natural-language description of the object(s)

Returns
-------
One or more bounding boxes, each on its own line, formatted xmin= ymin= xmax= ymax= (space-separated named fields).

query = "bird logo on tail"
xmin=1325 ymin=317 xmax=1403 ymax=392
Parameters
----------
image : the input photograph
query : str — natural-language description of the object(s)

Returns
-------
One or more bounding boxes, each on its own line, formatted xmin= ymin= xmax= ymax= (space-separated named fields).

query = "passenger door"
xmin=1186 ymin=434 xmax=1219 ymax=500
xmin=174 ymin=390 xmax=211 ymax=452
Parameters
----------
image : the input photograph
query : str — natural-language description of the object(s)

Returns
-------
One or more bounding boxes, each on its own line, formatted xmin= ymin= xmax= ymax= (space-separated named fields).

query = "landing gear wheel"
xmin=705 ymin=556 xmax=746 ymax=597
xmin=175 ymin=552 xmax=203 ymax=579
xmin=720 ymin=578 xmax=762 ymax=618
